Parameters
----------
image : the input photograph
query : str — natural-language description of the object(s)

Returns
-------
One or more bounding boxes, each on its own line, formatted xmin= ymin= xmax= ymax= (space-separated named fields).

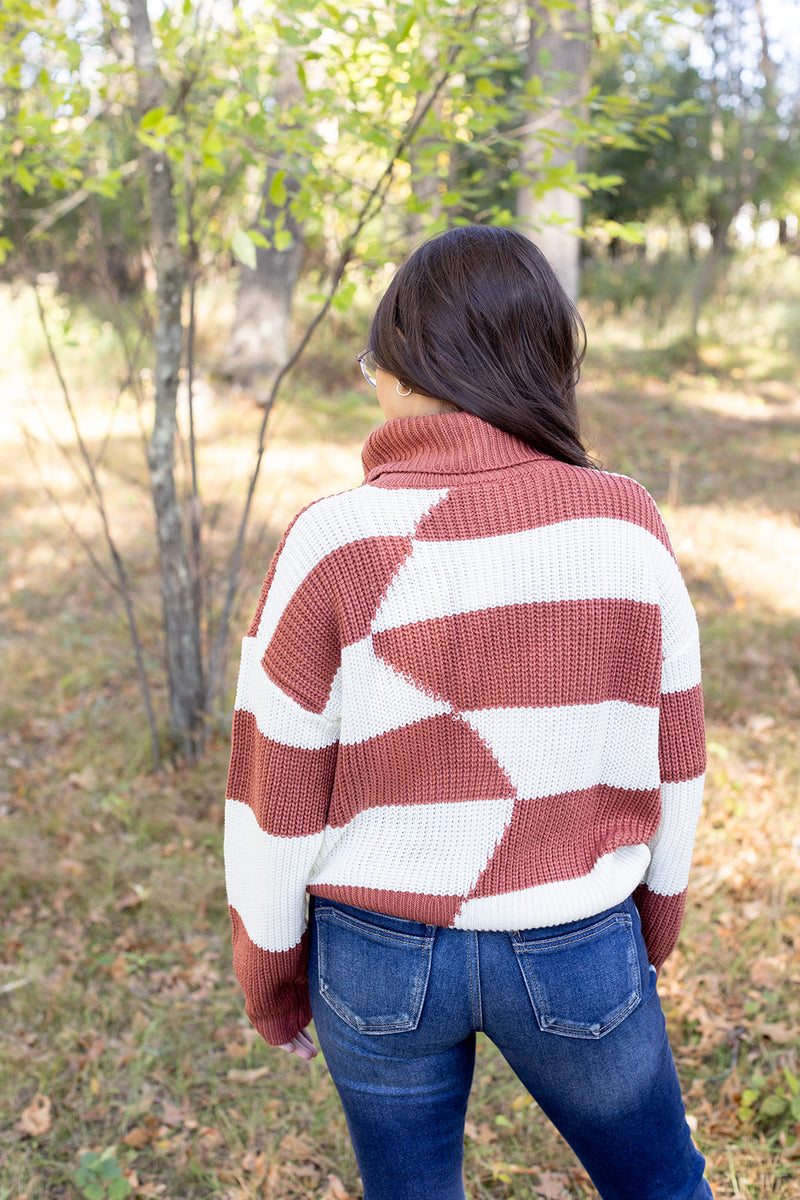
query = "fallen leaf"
xmin=240 ymin=1149 xmax=266 ymax=1173
xmin=279 ymin=1133 xmax=315 ymax=1157
xmin=16 ymin=1094 xmax=52 ymax=1137
xmin=226 ymin=1065 xmax=271 ymax=1083
xmin=68 ymin=767 xmax=98 ymax=790
xmin=749 ymin=956 xmax=786 ymax=989
xmin=123 ymin=1126 xmax=152 ymax=1149
xmin=532 ymin=1170 xmax=570 ymax=1198
xmin=323 ymin=1175 xmax=355 ymax=1200
xmin=753 ymin=1022 xmax=798 ymax=1044
xmin=114 ymin=884 xmax=148 ymax=911
xmin=160 ymin=1099 xmax=191 ymax=1127
xmin=464 ymin=1120 xmax=498 ymax=1145
xmin=263 ymin=1163 xmax=282 ymax=1197
xmin=58 ymin=857 xmax=86 ymax=876
xmin=197 ymin=1126 xmax=223 ymax=1148
xmin=109 ymin=954 xmax=129 ymax=981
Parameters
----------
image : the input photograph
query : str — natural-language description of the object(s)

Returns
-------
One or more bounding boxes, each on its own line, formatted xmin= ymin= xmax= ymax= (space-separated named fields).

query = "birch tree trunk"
xmin=517 ymin=0 xmax=591 ymax=302
xmin=128 ymin=0 xmax=204 ymax=752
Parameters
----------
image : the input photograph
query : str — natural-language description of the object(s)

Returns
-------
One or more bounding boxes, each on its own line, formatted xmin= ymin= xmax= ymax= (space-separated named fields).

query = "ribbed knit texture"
xmin=225 ymin=411 xmax=706 ymax=1045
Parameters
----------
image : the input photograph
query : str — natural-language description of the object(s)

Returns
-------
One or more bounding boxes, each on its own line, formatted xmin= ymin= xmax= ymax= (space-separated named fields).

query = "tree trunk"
xmin=224 ymin=59 xmax=303 ymax=401
xmin=689 ymin=213 xmax=732 ymax=341
xmin=517 ymin=0 xmax=591 ymax=303
xmin=225 ymin=175 xmax=303 ymax=400
xmin=127 ymin=0 xmax=204 ymax=753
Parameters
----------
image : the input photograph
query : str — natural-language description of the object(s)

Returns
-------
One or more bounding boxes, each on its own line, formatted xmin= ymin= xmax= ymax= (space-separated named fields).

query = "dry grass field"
xmin=1 ymin=253 xmax=799 ymax=1199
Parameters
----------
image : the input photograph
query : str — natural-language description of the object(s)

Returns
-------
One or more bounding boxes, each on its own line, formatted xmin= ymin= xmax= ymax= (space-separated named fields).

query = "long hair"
xmin=368 ymin=225 xmax=592 ymax=467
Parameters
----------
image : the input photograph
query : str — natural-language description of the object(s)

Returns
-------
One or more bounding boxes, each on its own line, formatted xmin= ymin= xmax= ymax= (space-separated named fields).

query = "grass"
xmin=1 ymin=250 xmax=799 ymax=1199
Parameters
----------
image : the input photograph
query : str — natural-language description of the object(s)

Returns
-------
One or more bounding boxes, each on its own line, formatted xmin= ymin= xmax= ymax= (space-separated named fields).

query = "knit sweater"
xmin=225 ymin=411 xmax=706 ymax=1046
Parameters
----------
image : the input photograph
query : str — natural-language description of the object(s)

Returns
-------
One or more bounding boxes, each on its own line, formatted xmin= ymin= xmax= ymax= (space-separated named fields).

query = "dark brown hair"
xmin=368 ymin=224 xmax=592 ymax=467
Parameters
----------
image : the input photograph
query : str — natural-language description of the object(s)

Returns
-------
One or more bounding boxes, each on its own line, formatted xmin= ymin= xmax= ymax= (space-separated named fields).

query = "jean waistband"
xmin=309 ymin=894 xmax=639 ymax=941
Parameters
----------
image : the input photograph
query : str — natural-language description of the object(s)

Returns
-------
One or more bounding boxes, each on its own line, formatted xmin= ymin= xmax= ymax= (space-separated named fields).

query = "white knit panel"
xmin=371 ymin=518 xmax=679 ymax=632
xmin=645 ymin=776 xmax=706 ymax=896
xmin=461 ymin=701 xmax=661 ymax=798
xmin=225 ymin=798 xmax=324 ymax=953
xmin=235 ymin=636 xmax=340 ymax=748
xmin=660 ymin=633 xmax=702 ymax=696
xmin=338 ymin=635 xmax=452 ymax=744
xmin=254 ymin=485 xmax=449 ymax=650
xmin=453 ymin=844 xmax=651 ymax=931
xmin=308 ymin=797 xmax=515 ymax=896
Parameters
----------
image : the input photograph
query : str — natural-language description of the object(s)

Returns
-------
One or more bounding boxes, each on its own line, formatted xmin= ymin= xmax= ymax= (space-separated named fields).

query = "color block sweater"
xmin=225 ymin=411 xmax=706 ymax=1046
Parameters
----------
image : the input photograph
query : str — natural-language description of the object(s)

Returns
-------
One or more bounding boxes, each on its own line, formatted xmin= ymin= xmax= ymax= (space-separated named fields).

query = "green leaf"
xmin=83 ymin=1185 xmax=105 ymax=1200
xmin=790 ymin=1096 xmax=800 ymax=1121
xmin=740 ymin=1089 xmax=760 ymax=1106
xmin=759 ymin=1094 xmax=788 ymax=1118
xmin=140 ymin=106 xmax=165 ymax=131
xmin=108 ymin=1177 xmax=132 ymax=1199
xmin=330 ymin=290 xmax=353 ymax=314
xmin=494 ymin=1114 xmax=512 ymax=1127
xmin=231 ymin=228 xmax=257 ymax=270
xmin=397 ymin=9 xmax=416 ymax=43
xmin=273 ymin=229 xmax=293 ymax=252
xmin=475 ymin=76 xmax=499 ymax=98
xmin=784 ymin=1069 xmax=799 ymax=1096
xmin=269 ymin=169 xmax=288 ymax=207
xmin=15 ymin=164 xmax=36 ymax=194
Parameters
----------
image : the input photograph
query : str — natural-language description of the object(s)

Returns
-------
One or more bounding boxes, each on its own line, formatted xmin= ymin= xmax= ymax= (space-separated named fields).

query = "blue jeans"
xmin=309 ymin=896 xmax=712 ymax=1200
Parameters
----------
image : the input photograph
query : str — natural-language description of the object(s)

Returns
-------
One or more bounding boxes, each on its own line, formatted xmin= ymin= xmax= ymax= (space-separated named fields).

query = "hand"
xmin=278 ymin=1027 xmax=318 ymax=1060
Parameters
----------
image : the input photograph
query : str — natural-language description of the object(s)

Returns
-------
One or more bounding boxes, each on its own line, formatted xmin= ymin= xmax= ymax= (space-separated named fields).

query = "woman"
xmin=224 ymin=225 xmax=711 ymax=1200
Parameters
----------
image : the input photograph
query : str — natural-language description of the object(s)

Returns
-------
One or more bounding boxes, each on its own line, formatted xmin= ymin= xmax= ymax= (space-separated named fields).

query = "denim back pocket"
xmin=315 ymin=906 xmax=435 ymax=1034
xmin=511 ymin=912 xmax=641 ymax=1040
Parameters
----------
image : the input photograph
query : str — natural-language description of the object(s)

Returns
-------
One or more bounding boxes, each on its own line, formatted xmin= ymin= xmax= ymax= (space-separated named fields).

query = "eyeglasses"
xmin=357 ymin=349 xmax=378 ymax=388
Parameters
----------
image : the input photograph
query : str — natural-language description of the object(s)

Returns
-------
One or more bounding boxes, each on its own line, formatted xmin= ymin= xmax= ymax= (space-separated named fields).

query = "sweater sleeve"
xmin=224 ymin=510 xmax=341 ymax=1044
xmin=634 ymin=521 xmax=706 ymax=970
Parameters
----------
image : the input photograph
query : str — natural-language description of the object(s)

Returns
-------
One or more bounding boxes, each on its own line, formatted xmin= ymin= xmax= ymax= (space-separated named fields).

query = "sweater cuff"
xmin=632 ymin=883 xmax=687 ymax=971
xmin=247 ymin=985 xmax=313 ymax=1046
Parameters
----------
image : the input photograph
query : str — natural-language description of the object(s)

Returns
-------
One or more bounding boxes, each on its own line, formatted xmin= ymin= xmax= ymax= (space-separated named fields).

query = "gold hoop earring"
xmin=396 ymin=382 xmax=412 ymax=396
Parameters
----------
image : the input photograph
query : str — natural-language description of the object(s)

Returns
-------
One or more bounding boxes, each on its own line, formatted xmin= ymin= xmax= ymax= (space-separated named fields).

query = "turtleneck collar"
xmin=362 ymin=411 xmax=549 ymax=486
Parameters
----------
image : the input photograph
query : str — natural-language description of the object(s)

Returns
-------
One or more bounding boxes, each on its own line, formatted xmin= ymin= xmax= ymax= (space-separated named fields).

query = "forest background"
xmin=1 ymin=0 xmax=799 ymax=1198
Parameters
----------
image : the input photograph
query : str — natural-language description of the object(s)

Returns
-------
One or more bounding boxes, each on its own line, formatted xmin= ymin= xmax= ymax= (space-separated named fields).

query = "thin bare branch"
xmin=24 ymin=271 xmax=161 ymax=764
xmin=22 ymin=425 xmax=119 ymax=594
xmin=206 ymin=4 xmax=483 ymax=711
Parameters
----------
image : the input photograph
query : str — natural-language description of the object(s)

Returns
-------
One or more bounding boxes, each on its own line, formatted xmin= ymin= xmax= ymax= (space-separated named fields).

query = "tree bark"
xmin=224 ymin=167 xmax=303 ymax=398
xmin=128 ymin=0 xmax=204 ymax=752
xmin=516 ymin=0 xmax=591 ymax=302
xmin=224 ymin=57 xmax=303 ymax=401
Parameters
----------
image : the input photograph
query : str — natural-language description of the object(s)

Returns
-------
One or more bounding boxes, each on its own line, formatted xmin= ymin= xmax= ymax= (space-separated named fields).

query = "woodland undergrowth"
xmin=1 ymin=261 xmax=799 ymax=1199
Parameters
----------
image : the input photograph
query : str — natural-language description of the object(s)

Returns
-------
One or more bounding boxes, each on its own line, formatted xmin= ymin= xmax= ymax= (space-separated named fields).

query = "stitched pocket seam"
xmin=316 ymin=910 xmax=434 ymax=1034
xmin=511 ymin=913 xmax=642 ymax=1040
